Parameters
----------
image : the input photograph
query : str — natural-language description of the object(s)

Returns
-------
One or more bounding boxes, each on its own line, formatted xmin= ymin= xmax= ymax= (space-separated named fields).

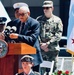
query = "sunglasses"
xmin=18 ymin=13 xmax=27 ymax=16
xmin=43 ymin=7 xmax=52 ymax=10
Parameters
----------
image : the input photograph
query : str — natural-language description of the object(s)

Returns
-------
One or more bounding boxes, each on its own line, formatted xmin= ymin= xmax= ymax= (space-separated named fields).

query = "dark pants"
xmin=41 ymin=50 xmax=59 ymax=72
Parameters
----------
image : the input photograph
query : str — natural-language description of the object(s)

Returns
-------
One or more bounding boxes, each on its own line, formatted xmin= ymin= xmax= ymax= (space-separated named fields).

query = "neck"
xmin=47 ymin=14 xmax=53 ymax=18
xmin=24 ymin=68 xmax=31 ymax=75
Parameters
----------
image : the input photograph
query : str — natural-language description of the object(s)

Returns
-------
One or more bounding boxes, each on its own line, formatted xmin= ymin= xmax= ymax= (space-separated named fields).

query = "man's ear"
xmin=28 ymin=12 xmax=30 ymax=16
xmin=31 ymin=63 xmax=34 ymax=67
xmin=52 ymin=7 xmax=54 ymax=11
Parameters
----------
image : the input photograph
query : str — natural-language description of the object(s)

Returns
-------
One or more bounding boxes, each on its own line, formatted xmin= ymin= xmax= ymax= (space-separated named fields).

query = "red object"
xmin=65 ymin=70 xmax=69 ymax=74
xmin=57 ymin=70 xmax=62 ymax=75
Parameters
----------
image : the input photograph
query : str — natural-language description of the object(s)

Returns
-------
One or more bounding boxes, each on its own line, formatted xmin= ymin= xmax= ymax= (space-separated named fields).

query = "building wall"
xmin=1 ymin=0 xmax=60 ymax=18
xmin=2 ymin=0 xmax=59 ymax=7
xmin=60 ymin=0 xmax=70 ymax=36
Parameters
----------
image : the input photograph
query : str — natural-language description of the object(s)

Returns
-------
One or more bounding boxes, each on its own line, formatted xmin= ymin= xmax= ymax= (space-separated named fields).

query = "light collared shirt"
xmin=24 ymin=69 xmax=33 ymax=75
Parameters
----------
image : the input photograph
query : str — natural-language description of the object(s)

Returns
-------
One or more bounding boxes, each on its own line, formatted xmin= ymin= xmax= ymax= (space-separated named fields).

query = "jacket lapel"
xmin=22 ymin=17 xmax=31 ymax=34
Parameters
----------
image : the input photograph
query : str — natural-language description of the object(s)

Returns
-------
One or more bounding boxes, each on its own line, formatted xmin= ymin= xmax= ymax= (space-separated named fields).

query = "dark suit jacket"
xmin=5 ymin=19 xmax=20 ymax=42
xmin=6 ymin=19 xmax=20 ymax=27
xmin=6 ymin=17 xmax=43 ymax=66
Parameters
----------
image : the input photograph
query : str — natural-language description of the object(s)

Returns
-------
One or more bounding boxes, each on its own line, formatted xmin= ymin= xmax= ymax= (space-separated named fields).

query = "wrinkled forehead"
xmin=19 ymin=8 xmax=26 ymax=13
xmin=19 ymin=6 xmax=29 ymax=13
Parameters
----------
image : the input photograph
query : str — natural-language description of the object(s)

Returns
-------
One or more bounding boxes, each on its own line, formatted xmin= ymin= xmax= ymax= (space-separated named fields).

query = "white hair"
xmin=19 ymin=6 xmax=30 ymax=12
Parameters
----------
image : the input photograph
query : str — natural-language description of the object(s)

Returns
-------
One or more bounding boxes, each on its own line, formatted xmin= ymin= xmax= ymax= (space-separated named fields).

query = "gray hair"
xmin=19 ymin=6 xmax=30 ymax=12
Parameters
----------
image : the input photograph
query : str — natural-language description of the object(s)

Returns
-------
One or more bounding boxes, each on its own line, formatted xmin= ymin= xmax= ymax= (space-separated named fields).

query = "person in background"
xmin=0 ymin=17 xmax=7 ymax=32
xmin=16 ymin=55 xmax=40 ymax=75
xmin=0 ymin=17 xmax=7 ymax=40
xmin=37 ymin=0 xmax=63 ymax=74
xmin=8 ymin=5 xmax=43 ymax=72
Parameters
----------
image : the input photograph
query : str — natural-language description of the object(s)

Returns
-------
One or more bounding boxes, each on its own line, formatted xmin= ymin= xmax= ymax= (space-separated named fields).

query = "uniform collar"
xmin=24 ymin=69 xmax=33 ymax=75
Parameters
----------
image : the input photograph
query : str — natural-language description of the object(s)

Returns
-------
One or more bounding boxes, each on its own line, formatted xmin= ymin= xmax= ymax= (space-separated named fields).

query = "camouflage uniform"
xmin=37 ymin=14 xmax=63 ymax=72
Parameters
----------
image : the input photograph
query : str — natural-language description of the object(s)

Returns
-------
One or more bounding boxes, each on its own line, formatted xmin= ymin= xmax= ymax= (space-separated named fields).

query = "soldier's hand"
xmin=40 ymin=43 xmax=49 ymax=52
xmin=44 ymin=48 xmax=49 ymax=52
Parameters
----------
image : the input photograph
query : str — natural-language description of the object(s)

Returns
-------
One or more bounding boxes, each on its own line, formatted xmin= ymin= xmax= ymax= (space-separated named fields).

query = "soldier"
xmin=0 ymin=17 xmax=7 ymax=32
xmin=37 ymin=0 xmax=63 ymax=73
xmin=16 ymin=55 xmax=40 ymax=75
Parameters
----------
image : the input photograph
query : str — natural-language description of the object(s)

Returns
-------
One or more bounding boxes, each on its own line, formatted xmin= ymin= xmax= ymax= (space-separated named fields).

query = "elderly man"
xmin=8 ymin=6 xmax=43 ymax=72
xmin=13 ymin=2 xmax=28 ymax=19
xmin=5 ymin=2 xmax=29 ymax=42
xmin=16 ymin=55 xmax=40 ymax=75
xmin=37 ymin=0 xmax=63 ymax=73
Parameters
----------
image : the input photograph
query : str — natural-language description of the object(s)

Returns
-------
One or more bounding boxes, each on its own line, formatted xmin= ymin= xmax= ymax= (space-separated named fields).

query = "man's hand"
xmin=9 ymin=33 xmax=18 ymax=39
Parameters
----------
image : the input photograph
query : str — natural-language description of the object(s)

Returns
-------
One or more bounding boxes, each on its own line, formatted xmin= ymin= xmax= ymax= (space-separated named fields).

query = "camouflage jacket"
xmin=37 ymin=15 xmax=63 ymax=51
